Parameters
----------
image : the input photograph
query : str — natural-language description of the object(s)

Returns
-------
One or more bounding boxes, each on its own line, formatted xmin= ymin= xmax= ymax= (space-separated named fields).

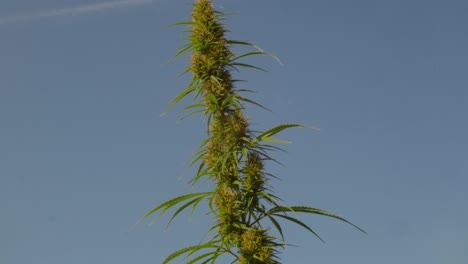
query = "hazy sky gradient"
xmin=1 ymin=1 xmax=467 ymax=263
xmin=0 ymin=0 xmax=154 ymax=25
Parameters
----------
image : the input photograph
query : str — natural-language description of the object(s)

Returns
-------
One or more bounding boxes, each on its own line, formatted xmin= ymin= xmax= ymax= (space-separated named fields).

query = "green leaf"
xmin=167 ymin=21 xmax=195 ymax=28
xmin=272 ymin=213 xmax=325 ymax=243
xmin=260 ymin=136 xmax=292 ymax=144
xmin=190 ymin=196 xmax=206 ymax=218
xmin=234 ymin=95 xmax=271 ymax=112
xmin=229 ymin=62 xmax=267 ymax=72
xmin=257 ymin=124 xmax=304 ymax=140
xmin=187 ymin=251 xmax=220 ymax=264
xmin=227 ymin=39 xmax=259 ymax=47
xmin=173 ymin=43 xmax=193 ymax=59
xmin=162 ymin=241 xmax=222 ymax=264
xmin=227 ymin=40 xmax=283 ymax=65
xmin=267 ymin=215 xmax=285 ymax=241
xmin=269 ymin=206 xmax=366 ymax=234
xmin=132 ymin=192 xmax=212 ymax=229
xmin=166 ymin=196 xmax=208 ymax=228
xmin=162 ymin=80 xmax=199 ymax=115
xmin=232 ymin=51 xmax=272 ymax=61
xmin=180 ymin=109 xmax=208 ymax=120
xmin=190 ymin=162 xmax=209 ymax=185
xmin=258 ymin=191 xmax=281 ymax=206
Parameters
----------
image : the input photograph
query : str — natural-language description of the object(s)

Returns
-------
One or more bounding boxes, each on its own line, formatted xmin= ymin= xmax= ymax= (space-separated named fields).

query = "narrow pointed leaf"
xmin=162 ymin=83 xmax=197 ymax=115
xmin=267 ymin=215 xmax=285 ymax=241
xmin=187 ymin=251 xmax=219 ymax=264
xmin=272 ymin=213 xmax=325 ymax=243
xmin=166 ymin=195 xmax=209 ymax=228
xmin=258 ymin=124 xmax=304 ymax=140
xmin=235 ymin=95 xmax=271 ymax=111
xmin=162 ymin=241 xmax=221 ymax=264
xmin=133 ymin=192 xmax=212 ymax=229
xmin=167 ymin=21 xmax=195 ymax=28
xmin=270 ymin=206 xmax=366 ymax=234
xmin=229 ymin=62 xmax=267 ymax=72
xmin=232 ymin=51 xmax=271 ymax=61
xmin=261 ymin=136 xmax=292 ymax=144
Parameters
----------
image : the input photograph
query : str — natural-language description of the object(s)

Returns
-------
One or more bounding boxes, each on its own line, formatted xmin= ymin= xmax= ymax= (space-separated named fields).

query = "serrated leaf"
xmin=234 ymin=95 xmax=271 ymax=112
xmin=261 ymin=136 xmax=292 ymax=144
xmin=229 ymin=62 xmax=267 ymax=72
xmin=132 ymin=192 xmax=212 ymax=230
xmin=162 ymin=82 xmax=198 ymax=115
xmin=272 ymin=213 xmax=325 ymax=243
xmin=167 ymin=21 xmax=195 ymax=28
xmin=166 ymin=196 xmax=208 ymax=228
xmin=187 ymin=251 xmax=219 ymax=264
xmin=267 ymin=215 xmax=284 ymax=241
xmin=232 ymin=51 xmax=271 ymax=61
xmin=258 ymin=124 xmax=304 ymax=140
xmin=162 ymin=241 xmax=222 ymax=264
xmin=270 ymin=206 xmax=366 ymax=234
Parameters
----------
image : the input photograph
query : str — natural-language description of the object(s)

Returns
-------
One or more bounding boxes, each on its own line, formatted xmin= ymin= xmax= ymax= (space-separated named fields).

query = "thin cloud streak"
xmin=0 ymin=0 xmax=153 ymax=25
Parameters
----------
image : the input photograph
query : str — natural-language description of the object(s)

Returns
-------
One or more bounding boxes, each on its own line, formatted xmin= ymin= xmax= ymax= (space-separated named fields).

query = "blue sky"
xmin=1 ymin=0 xmax=467 ymax=263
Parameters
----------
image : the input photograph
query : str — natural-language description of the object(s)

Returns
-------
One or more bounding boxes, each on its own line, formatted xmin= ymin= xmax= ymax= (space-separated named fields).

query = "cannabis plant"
xmin=137 ymin=0 xmax=364 ymax=263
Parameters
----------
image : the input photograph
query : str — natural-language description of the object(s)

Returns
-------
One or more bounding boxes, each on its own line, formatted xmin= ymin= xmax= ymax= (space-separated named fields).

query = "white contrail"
xmin=0 ymin=0 xmax=153 ymax=26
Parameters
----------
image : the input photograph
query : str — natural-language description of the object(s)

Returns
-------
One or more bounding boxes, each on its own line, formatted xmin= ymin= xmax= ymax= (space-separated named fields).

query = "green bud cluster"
xmin=137 ymin=1 xmax=365 ymax=263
